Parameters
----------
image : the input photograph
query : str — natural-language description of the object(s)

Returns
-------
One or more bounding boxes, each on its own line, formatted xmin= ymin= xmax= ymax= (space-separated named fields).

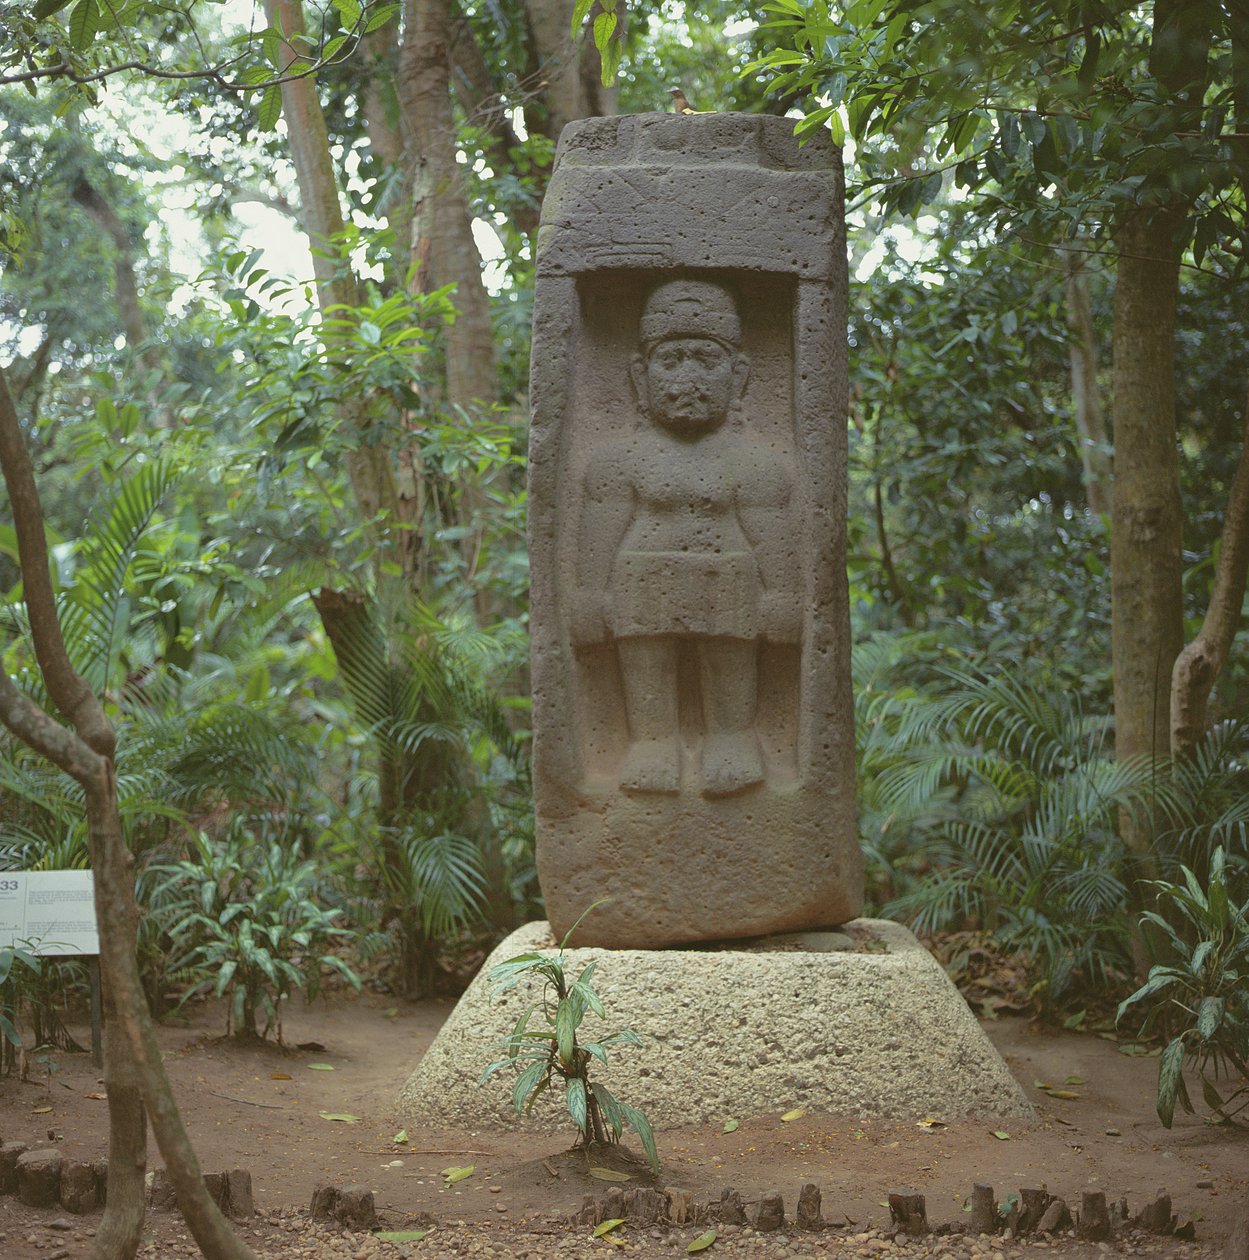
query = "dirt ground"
xmin=0 ymin=986 xmax=1245 ymax=1260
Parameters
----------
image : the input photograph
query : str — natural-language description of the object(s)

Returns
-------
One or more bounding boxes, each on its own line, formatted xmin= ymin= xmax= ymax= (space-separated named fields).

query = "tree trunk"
xmin=0 ymin=365 xmax=257 ymax=1260
xmin=1170 ymin=382 xmax=1249 ymax=759
xmin=1062 ymin=249 xmax=1112 ymax=517
xmin=361 ymin=23 xmax=417 ymax=293
xmin=91 ymin=986 xmax=146 ymax=1260
xmin=1109 ymin=205 xmax=1185 ymax=948
xmin=264 ymin=0 xmax=420 ymax=581
xmin=523 ymin=0 xmax=617 ymax=141
xmin=400 ymin=0 xmax=498 ymax=411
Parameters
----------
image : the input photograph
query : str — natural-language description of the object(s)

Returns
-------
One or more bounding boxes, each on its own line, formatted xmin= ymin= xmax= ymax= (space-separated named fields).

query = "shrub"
xmin=479 ymin=907 xmax=659 ymax=1172
xmin=1118 ymin=847 xmax=1249 ymax=1127
xmin=157 ymin=826 xmax=360 ymax=1040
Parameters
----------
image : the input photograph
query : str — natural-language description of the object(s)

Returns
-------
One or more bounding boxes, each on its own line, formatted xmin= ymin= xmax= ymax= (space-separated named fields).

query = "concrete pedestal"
xmin=398 ymin=919 xmax=1032 ymax=1131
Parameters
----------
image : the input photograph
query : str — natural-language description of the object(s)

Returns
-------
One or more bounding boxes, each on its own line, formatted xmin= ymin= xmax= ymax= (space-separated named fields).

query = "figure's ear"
xmin=731 ymin=353 xmax=750 ymax=399
xmin=629 ymin=351 xmax=647 ymax=409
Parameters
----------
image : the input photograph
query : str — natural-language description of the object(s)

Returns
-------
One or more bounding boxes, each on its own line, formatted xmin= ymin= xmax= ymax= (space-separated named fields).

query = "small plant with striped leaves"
xmin=479 ymin=903 xmax=659 ymax=1172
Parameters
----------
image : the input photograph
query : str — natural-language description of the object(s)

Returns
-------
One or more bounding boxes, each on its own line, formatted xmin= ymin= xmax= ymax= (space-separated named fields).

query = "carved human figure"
xmin=571 ymin=279 xmax=802 ymax=798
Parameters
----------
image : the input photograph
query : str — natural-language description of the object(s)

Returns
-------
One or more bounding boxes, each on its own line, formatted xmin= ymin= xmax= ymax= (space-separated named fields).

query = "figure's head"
xmin=632 ymin=280 xmax=748 ymax=437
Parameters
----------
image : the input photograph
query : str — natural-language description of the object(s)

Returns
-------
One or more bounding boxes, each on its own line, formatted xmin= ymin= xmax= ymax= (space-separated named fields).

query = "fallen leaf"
xmin=722 ymin=1119 xmax=739 ymax=1133
xmin=780 ymin=1108 xmax=806 ymax=1122
xmin=375 ymin=1229 xmax=429 ymax=1242
xmin=1063 ymin=1010 xmax=1087 ymax=1029
xmin=1033 ymin=1079 xmax=1052 ymax=1089
xmin=915 ymin=1116 xmax=945 ymax=1129
xmin=83 ymin=1093 xmax=107 ymax=1101
xmin=307 ymin=1063 xmax=335 ymax=1071
xmin=1119 ymin=1042 xmax=1151 ymax=1056
xmin=319 ymin=1112 xmax=359 ymax=1124
xmin=593 ymin=1218 xmax=626 ymax=1237
xmin=392 ymin=1129 xmax=408 ymax=1145
xmin=1046 ymin=1089 xmax=1080 ymax=1100
xmin=588 ymin=1167 xmax=632 ymax=1182
xmin=991 ymin=1131 xmax=1010 ymax=1140
xmin=32 ymin=1106 xmax=52 ymax=1114
xmin=1064 ymin=1075 xmax=1085 ymax=1085
xmin=442 ymin=1165 xmax=475 ymax=1184
xmin=297 ymin=1041 xmax=326 ymax=1051
xmin=688 ymin=1230 xmax=717 ymax=1253
xmin=383 ymin=1008 xmax=399 ymax=1019
xmin=269 ymin=1073 xmax=292 ymax=1081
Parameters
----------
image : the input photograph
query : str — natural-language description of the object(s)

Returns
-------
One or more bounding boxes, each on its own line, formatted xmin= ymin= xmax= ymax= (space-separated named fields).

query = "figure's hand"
xmin=569 ymin=591 xmax=611 ymax=645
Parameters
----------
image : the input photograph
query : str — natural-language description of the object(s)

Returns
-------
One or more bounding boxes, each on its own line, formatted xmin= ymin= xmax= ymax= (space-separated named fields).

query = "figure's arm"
xmin=570 ymin=453 xmax=634 ymax=645
xmin=739 ymin=458 xmax=803 ymax=643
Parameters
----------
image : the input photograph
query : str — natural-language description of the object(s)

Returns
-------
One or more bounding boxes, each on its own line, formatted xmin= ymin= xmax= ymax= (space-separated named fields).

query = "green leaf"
xmin=69 ymin=0 xmax=98 ymax=48
xmin=591 ymin=1081 xmax=624 ymax=1139
xmin=442 ymin=1165 xmax=475 ymax=1184
xmin=512 ymin=1058 xmax=547 ymax=1113
xmin=1201 ymin=1074 xmax=1226 ymax=1113
xmin=34 ymin=0 xmax=74 ymax=21
xmin=307 ymin=1062 xmax=335 ymax=1070
xmin=556 ymin=996 xmax=578 ymax=1065
xmin=588 ymin=1167 xmax=632 ymax=1182
xmin=333 ymin=0 xmax=362 ymax=26
xmin=392 ymin=1129 xmax=408 ymax=1144
xmin=566 ymin=1076 xmax=588 ymax=1134
xmin=619 ymin=1101 xmax=659 ymax=1173
xmin=594 ymin=1218 xmax=626 ymax=1237
xmin=1157 ymin=1037 xmax=1186 ymax=1128
xmin=992 ymin=1130 xmax=1010 ymax=1140
xmin=571 ymin=0 xmax=595 ymax=36
xmin=723 ymin=1118 xmax=739 ymax=1133
xmin=592 ymin=10 xmax=621 ymax=85
xmin=1197 ymin=996 xmax=1224 ymax=1042
xmin=319 ymin=1112 xmax=359 ymax=1123
xmin=688 ymin=1230 xmax=718 ymax=1252
xmin=364 ymin=4 xmax=400 ymax=33
xmin=375 ymin=1231 xmax=429 ymax=1242
xmin=257 ymin=85 xmax=283 ymax=132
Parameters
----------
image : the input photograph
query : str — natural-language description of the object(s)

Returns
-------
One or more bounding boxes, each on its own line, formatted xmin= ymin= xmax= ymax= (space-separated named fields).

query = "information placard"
xmin=0 ymin=871 xmax=99 ymax=956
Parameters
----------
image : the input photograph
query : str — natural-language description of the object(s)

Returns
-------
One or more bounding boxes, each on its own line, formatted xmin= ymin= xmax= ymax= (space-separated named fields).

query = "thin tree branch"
xmin=1170 ymin=380 xmax=1249 ymax=758
xmin=0 ymin=367 xmax=110 ymax=753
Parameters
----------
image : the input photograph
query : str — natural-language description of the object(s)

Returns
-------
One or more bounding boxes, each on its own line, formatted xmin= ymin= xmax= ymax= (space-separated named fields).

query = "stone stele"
xmin=529 ymin=111 xmax=863 ymax=948
xmin=397 ymin=920 xmax=1034 ymax=1130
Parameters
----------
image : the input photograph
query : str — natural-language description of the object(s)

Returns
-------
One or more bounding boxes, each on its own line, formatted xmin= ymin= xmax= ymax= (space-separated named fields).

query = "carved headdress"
xmin=638 ymin=279 xmax=741 ymax=351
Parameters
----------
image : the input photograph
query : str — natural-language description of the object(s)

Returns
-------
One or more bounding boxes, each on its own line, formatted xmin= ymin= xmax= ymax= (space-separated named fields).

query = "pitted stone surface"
xmin=398 ymin=920 xmax=1034 ymax=1130
xmin=529 ymin=112 xmax=861 ymax=947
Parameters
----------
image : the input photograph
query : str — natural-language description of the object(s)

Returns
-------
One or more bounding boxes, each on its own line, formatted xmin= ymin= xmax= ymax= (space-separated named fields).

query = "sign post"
xmin=0 ymin=871 xmax=102 ymax=1066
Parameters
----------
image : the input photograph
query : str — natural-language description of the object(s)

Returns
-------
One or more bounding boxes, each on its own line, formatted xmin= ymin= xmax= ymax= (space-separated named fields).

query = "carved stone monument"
xmin=529 ymin=112 xmax=863 ymax=947
xmin=399 ymin=115 xmax=1034 ymax=1130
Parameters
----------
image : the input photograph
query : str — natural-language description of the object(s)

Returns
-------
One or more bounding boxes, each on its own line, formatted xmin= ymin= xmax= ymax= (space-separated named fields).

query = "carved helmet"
xmin=638 ymin=279 xmax=741 ymax=351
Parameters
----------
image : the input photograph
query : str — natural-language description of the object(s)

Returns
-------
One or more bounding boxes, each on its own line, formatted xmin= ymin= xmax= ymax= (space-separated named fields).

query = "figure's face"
xmin=639 ymin=337 xmax=742 ymax=436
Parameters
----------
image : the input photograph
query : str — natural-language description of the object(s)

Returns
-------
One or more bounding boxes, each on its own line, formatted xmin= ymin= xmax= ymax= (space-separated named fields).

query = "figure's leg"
xmin=616 ymin=636 xmax=681 ymax=794
xmin=697 ymin=638 xmax=765 ymax=797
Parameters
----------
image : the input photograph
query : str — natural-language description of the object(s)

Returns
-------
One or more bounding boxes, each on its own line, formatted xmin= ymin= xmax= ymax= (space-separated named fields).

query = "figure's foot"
xmin=620 ymin=737 xmax=681 ymax=795
xmin=700 ymin=731 xmax=765 ymax=798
